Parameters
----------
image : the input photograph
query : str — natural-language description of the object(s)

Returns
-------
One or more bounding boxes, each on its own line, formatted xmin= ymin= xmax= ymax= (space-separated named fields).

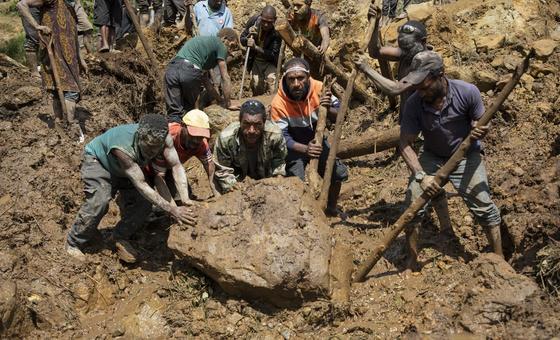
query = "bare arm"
xmin=17 ymin=0 xmax=49 ymax=34
xmin=203 ymin=160 xmax=220 ymax=197
xmin=113 ymin=148 xmax=176 ymax=212
xmin=318 ymin=26 xmax=330 ymax=54
xmin=355 ymin=58 xmax=412 ymax=95
xmin=218 ymin=59 xmax=235 ymax=109
xmin=162 ymin=135 xmax=191 ymax=204
xmin=399 ymin=131 xmax=422 ymax=175
xmin=201 ymin=73 xmax=221 ymax=104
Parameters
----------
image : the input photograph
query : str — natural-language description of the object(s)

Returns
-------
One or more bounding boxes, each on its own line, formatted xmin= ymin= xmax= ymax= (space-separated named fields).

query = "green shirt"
xmin=175 ymin=36 xmax=228 ymax=70
xmin=84 ymin=124 xmax=149 ymax=178
xmin=213 ymin=120 xmax=287 ymax=193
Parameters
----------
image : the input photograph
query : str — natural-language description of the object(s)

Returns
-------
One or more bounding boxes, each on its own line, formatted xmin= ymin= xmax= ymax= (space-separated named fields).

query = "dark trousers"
xmin=22 ymin=7 xmax=42 ymax=51
xmin=286 ymin=139 xmax=348 ymax=183
xmin=163 ymin=0 xmax=185 ymax=25
xmin=164 ymin=59 xmax=204 ymax=120
xmin=67 ymin=154 xmax=152 ymax=247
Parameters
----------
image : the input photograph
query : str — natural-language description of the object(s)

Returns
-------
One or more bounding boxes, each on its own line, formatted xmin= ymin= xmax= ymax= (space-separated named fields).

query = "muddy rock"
xmin=532 ymin=39 xmax=558 ymax=59
xmin=474 ymin=69 xmax=498 ymax=92
xmin=1 ymin=86 xmax=42 ymax=110
xmin=168 ymin=177 xmax=332 ymax=307
xmin=458 ymin=254 xmax=539 ymax=333
xmin=475 ymin=35 xmax=505 ymax=53
xmin=406 ymin=2 xmax=434 ymax=22
xmin=0 ymin=280 xmax=17 ymax=333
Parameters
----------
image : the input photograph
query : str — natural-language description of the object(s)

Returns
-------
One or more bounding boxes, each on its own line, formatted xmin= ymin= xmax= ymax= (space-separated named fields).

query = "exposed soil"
xmin=1 ymin=0 xmax=560 ymax=338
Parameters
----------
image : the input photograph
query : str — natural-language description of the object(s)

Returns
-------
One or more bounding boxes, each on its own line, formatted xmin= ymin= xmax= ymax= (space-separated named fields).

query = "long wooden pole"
xmin=305 ymin=75 xmax=335 ymax=196
xmin=336 ymin=125 xmax=400 ymax=159
xmin=317 ymin=15 xmax=377 ymax=209
xmin=353 ymin=51 xmax=534 ymax=282
xmin=122 ymin=0 xmax=158 ymax=68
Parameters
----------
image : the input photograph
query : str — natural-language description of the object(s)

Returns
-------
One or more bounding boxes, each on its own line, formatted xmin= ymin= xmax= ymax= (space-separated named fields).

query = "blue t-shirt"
xmin=194 ymin=0 xmax=234 ymax=37
xmin=400 ymin=78 xmax=484 ymax=158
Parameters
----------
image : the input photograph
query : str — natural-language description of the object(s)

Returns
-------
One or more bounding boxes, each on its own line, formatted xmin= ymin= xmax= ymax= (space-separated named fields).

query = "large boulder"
xmin=168 ymin=177 xmax=339 ymax=307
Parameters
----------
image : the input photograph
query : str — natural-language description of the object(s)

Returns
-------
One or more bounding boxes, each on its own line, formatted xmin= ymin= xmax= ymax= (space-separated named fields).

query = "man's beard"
xmin=422 ymin=80 xmax=446 ymax=104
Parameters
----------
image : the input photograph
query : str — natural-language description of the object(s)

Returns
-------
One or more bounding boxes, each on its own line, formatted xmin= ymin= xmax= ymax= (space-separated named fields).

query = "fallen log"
xmin=336 ymin=125 xmax=400 ymax=159
xmin=353 ymin=50 xmax=534 ymax=283
xmin=275 ymin=19 xmax=372 ymax=104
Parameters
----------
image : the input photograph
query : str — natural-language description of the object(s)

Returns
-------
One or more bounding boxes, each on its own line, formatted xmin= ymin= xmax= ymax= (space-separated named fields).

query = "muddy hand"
xmin=37 ymin=25 xmax=51 ymax=35
xmin=320 ymin=90 xmax=331 ymax=107
xmin=368 ymin=3 xmax=381 ymax=20
xmin=307 ymin=141 xmax=323 ymax=158
xmin=170 ymin=206 xmax=196 ymax=226
xmin=471 ymin=125 xmax=489 ymax=140
xmin=420 ymin=175 xmax=442 ymax=197
xmin=247 ymin=37 xmax=255 ymax=48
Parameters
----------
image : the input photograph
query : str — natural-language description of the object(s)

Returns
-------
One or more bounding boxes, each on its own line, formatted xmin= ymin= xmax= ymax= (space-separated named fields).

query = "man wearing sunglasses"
xmin=361 ymin=5 xmax=430 ymax=123
xmin=399 ymin=51 xmax=503 ymax=271
xmin=240 ymin=5 xmax=282 ymax=96
xmin=213 ymin=99 xmax=288 ymax=193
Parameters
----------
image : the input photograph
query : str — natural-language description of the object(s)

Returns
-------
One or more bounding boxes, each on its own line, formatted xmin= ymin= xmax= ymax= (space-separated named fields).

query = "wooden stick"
xmin=372 ymin=6 xmax=398 ymax=109
xmin=353 ymin=51 xmax=534 ymax=282
xmin=122 ymin=0 xmax=158 ymax=68
xmin=274 ymin=40 xmax=286 ymax=93
xmin=305 ymin=75 xmax=335 ymax=197
xmin=317 ymin=15 xmax=378 ymax=210
xmin=336 ymin=125 xmax=400 ymax=159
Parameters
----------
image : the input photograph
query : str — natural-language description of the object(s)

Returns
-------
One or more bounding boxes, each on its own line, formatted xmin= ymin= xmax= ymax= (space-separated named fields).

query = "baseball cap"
xmin=182 ymin=109 xmax=210 ymax=138
xmin=400 ymin=51 xmax=444 ymax=85
xmin=240 ymin=99 xmax=266 ymax=115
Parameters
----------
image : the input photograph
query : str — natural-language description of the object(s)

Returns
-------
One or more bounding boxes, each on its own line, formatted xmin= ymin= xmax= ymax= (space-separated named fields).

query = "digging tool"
xmin=273 ymin=40 xmax=286 ymax=93
xmin=38 ymin=32 xmax=85 ymax=143
xmin=305 ymin=75 xmax=336 ymax=196
xmin=353 ymin=50 xmax=534 ymax=283
xmin=316 ymin=6 xmax=379 ymax=210
xmin=122 ymin=0 xmax=158 ymax=69
xmin=238 ymin=25 xmax=257 ymax=100
xmin=178 ymin=0 xmax=198 ymax=36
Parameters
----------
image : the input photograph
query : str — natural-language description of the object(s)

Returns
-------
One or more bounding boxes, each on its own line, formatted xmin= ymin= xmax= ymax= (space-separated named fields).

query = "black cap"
xmin=240 ymin=99 xmax=266 ymax=115
xmin=398 ymin=20 xmax=427 ymax=39
xmin=400 ymin=51 xmax=444 ymax=85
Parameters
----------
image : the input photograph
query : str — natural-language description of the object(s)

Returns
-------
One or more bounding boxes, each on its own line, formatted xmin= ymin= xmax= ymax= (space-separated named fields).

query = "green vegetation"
xmin=0 ymin=33 xmax=26 ymax=64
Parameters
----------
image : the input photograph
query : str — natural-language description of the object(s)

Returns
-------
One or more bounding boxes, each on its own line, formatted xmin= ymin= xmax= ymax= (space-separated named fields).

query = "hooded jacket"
xmin=270 ymin=76 xmax=323 ymax=150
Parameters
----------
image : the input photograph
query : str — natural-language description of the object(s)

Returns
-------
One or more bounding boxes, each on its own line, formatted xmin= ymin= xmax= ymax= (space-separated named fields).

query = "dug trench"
xmin=1 ymin=0 xmax=560 ymax=338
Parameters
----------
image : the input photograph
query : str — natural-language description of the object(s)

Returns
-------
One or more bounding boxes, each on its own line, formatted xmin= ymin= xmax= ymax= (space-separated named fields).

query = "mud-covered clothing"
xmin=93 ymin=0 xmax=122 ymax=27
xmin=213 ymin=121 xmax=287 ymax=193
xmin=250 ymin=59 xmax=276 ymax=96
xmin=401 ymin=78 xmax=484 ymax=158
xmin=149 ymin=122 xmax=212 ymax=173
xmin=67 ymin=154 xmax=152 ymax=247
xmin=405 ymin=148 xmax=501 ymax=226
xmin=175 ymin=36 xmax=228 ymax=70
xmin=286 ymin=138 xmax=348 ymax=183
xmin=39 ymin=0 xmax=81 ymax=96
xmin=288 ymin=8 xmax=328 ymax=47
xmin=193 ymin=0 xmax=233 ymax=37
xmin=84 ymin=124 xmax=150 ymax=178
xmin=164 ymin=59 xmax=204 ymax=118
xmin=240 ymin=15 xmax=282 ymax=71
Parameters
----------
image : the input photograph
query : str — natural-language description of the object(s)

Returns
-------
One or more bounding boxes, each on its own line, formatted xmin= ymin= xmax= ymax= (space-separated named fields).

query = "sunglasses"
xmin=398 ymin=24 xmax=418 ymax=34
xmin=241 ymin=100 xmax=266 ymax=114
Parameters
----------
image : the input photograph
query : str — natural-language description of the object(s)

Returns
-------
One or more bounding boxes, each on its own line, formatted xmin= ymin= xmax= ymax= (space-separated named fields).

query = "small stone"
xmin=521 ymin=74 xmax=534 ymax=91
xmin=111 ymin=327 xmax=125 ymax=337
xmin=227 ymin=312 xmax=243 ymax=325
xmin=490 ymin=55 xmax=504 ymax=68
xmin=474 ymin=70 xmax=499 ymax=92
xmin=281 ymin=329 xmax=293 ymax=339
xmin=511 ymin=167 xmax=525 ymax=177
xmin=532 ymin=39 xmax=558 ymax=58
xmin=475 ymin=35 xmax=505 ymax=53
xmin=191 ymin=307 xmax=205 ymax=321
xmin=529 ymin=62 xmax=556 ymax=77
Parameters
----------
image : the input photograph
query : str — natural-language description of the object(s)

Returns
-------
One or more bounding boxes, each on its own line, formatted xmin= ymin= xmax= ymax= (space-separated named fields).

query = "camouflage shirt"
xmin=213 ymin=120 xmax=287 ymax=192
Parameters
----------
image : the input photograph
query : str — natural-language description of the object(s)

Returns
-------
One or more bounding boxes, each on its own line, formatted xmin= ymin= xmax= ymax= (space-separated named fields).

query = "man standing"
xmin=93 ymin=0 xmax=122 ymax=52
xmin=193 ymin=0 xmax=234 ymax=37
xmin=213 ymin=99 xmax=287 ymax=193
xmin=164 ymin=28 xmax=239 ymax=122
xmin=137 ymin=0 xmax=162 ymax=28
xmin=399 ymin=51 xmax=503 ymax=271
xmin=240 ymin=5 xmax=282 ymax=96
xmin=149 ymin=109 xmax=220 ymax=198
xmin=271 ymin=58 xmax=347 ymax=217
xmin=66 ymin=115 xmax=195 ymax=263
xmin=288 ymin=0 xmax=330 ymax=55
xmin=17 ymin=0 xmax=88 ymax=139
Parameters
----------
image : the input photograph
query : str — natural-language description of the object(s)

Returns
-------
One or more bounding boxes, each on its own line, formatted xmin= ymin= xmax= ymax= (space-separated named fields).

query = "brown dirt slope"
xmin=0 ymin=0 xmax=559 ymax=338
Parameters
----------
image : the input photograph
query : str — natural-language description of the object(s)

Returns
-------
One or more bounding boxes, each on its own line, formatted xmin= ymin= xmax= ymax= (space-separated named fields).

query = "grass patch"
xmin=0 ymin=32 xmax=26 ymax=64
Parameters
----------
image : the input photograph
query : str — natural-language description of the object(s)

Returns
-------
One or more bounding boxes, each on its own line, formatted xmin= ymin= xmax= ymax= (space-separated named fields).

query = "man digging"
xmin=66 ymin=115 xmax=195 ymax=263
xmin=399 ymin=51 xmax=503 ymax=271
xmin=240 ymin=5 xmax=282 ymax=96
xmin=164 ymin=28 xmax=239 ymax=122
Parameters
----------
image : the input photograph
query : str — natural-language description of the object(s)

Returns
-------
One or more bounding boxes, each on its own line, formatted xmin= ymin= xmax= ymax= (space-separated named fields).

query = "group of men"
xmin=16 ymin=0 xmax=503 ymax=271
